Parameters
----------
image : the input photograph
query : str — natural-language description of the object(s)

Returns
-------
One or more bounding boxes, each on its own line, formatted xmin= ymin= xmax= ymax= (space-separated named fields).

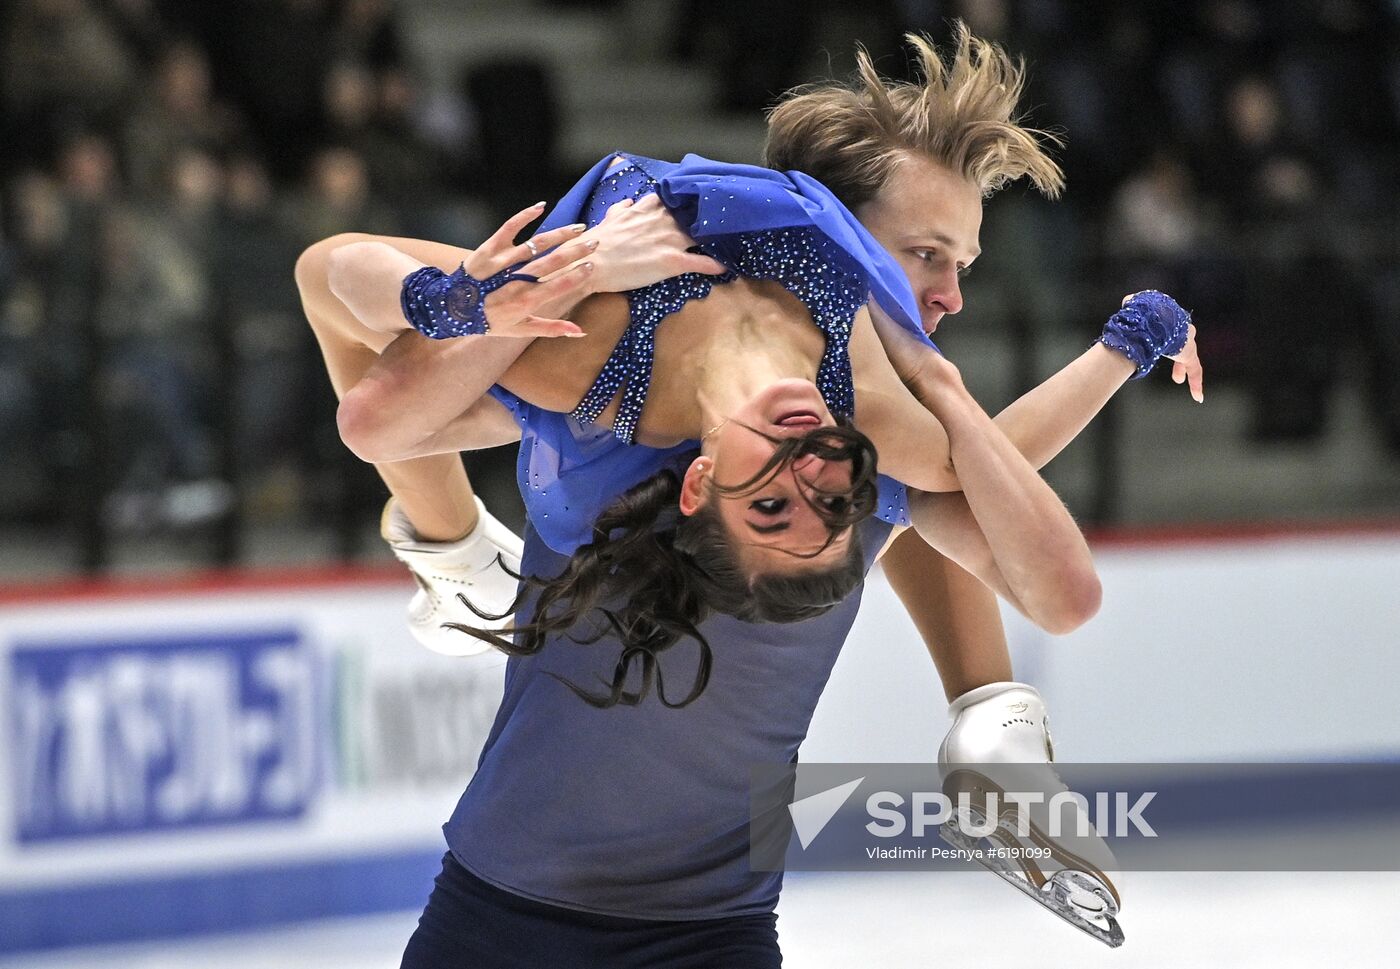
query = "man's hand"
xmin=868 ymin=299 xmax=968 ymax=397
xmin=866 ymin=298 xmax=925 ymax=383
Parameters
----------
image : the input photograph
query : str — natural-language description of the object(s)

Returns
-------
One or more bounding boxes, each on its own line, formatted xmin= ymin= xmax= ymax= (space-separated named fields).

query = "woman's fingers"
xmin=511 ymin=222 xmax=587 ymax=267
xmin=484 ymin=260 xmax=594 ymax=331
xmin=1166 ymin=323 xmax=1204 ymax=402
xmin=511 ymin=316 xmax=587 ymax=339
xmin=525 ymin=259 xmax=595 ymax=309
xmin=1186 ymin=355 xmax=1204 ymax=403
xmin=475 ymin=201 xmax=548 ymax=268
xmin=523 ymin=236 xmax=598 ymax=281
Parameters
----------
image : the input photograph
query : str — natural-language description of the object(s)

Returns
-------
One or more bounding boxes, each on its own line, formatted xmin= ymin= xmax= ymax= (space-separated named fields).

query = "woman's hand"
xmin=537 ymin=194 xmax=727 ymax=294
xmin=461 ymin=202 xmax=601 ymax=338
xmin=1166 ymin=322 xmax=1203 ymax=402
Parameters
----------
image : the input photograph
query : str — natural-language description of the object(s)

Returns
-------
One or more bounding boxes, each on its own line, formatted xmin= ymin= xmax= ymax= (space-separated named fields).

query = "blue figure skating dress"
xmin=485 ymin=153 xmax=937 ymax=554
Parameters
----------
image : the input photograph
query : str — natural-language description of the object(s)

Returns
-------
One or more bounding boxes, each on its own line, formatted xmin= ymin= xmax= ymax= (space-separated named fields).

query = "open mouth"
xmin=775 ymin=411 xmax=823 ymax=427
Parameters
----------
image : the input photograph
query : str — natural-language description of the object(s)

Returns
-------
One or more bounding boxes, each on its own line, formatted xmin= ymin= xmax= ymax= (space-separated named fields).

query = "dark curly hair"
xmin=448 ymin=420 xmax=880 ymax=708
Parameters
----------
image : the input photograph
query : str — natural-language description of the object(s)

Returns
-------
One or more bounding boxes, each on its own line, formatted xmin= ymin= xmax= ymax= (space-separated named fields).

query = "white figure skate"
xmin=381 ymin=497 xmax=525 ymax=656
xmin=938 ymin=682 xmax=1124 ymax=947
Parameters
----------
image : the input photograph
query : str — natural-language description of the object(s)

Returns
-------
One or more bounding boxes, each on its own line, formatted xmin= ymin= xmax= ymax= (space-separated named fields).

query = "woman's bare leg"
xmin=295 ymin=232 xmax=531 ymax=540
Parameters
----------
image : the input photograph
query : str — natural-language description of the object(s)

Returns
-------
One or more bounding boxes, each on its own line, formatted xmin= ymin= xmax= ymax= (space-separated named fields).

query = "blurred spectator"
xmin=324 ymin=60 xmax=380 ymax=142
xmin=321 ymin=60 xmax=439 ymax=205
xmin=123 ymin=40 xmax=245 ymax=197
xmin=954 ymin=0 xmax=1010 ymax=38
xmin=179 ymin=0 xmax=337 ymax=178
xmin=210 ymin=153 xmax=314 ymax=517
xmin=4 ymin=172 xmax=77 ymax=444
xmin=96 ymin=146 xmax=225 ymax=530
xmin=1109 ymin=152 xmax=1208 ymax=265
xmin=102 ymin=0 xmax=168 ymax=64
xmin=6 ymin=135 xmax=123 ymax=532
xmin=333 ymin=0 xmax=407 ymax=70
xmin=1106 ymin=149 xmax=1216 ymax=322
xmin=1 ymin=0 xmax=139 ymax=168
xmin=0 ymin=193 xmax=43 ymax=511
xmin=289 ymin=146 xmax=397 ymax=248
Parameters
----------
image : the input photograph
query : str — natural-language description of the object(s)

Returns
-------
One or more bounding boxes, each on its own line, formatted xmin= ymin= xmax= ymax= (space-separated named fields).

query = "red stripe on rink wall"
xmin=2 ymin=517 xmax=1399 ymax=605
xmin=1084 ymin=517 xmax=1400 ymax=549
xmin=0 ymin=563 xmax=410 ymax=606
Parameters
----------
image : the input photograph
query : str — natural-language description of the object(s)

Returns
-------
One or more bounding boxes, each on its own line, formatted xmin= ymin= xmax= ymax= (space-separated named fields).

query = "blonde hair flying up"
xmin=764 ymin=22 xmax=1064 ymax=208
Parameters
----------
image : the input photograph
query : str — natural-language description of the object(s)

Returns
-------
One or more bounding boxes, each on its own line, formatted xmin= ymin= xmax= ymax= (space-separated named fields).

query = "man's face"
xmin=855 ymin=154 xmax=984 ymax=337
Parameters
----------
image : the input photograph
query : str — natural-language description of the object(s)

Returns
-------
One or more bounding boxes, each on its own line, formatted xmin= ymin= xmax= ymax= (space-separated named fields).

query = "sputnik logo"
xmin=787 ymin=777 xmax=864 ymax=849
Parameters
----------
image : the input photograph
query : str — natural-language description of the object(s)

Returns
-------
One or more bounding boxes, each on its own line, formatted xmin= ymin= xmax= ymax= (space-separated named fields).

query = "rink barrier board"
xmin=0 ymin=578 xmax=505 ymax=955
xmin=3 ymin=522 xmax=1400 ymax=953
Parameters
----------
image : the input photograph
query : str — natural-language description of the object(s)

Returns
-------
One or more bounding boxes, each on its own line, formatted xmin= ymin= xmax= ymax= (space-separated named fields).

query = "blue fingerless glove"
xmin=400 ymin=262 xmax=539 ymax=339
xmin=1098 ymin=290 xmax=1191 ymax=379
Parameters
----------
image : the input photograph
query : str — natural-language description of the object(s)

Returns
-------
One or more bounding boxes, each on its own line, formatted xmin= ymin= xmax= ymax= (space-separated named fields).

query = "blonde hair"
xmin=764 ymin=23 xmax=1064 ymax=209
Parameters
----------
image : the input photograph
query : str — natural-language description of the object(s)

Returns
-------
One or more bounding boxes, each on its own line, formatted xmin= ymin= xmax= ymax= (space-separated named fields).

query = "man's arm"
xmin=876 ymin=348 xmax=1131 ymax=704
xmin=903 ymin=353 xmax=1102 ymax=634
xmin=877 ymin=307 xmax=1200 ymax=695
xmin=868 ymin=296 xmax=1202 ymax=473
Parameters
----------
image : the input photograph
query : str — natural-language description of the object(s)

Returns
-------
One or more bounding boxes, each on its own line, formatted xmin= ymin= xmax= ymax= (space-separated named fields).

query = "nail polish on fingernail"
xmin=587 ymin=239 xmax=599 ymax=250
xmin=570 ymin=223 xmax=586 ymax=232
xmin=533 ymin=201 xmax=547 ymax=208
xmin=566 ymin=331 xmax=587 ymax=338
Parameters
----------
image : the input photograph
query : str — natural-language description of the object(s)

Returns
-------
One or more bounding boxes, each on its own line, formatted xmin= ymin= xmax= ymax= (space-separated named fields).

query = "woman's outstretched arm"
xmin=867 ymin=297 xmax=1202 ymax=473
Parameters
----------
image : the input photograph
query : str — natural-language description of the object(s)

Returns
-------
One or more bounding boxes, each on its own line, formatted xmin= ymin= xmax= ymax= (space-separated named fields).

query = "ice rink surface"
xmin=5 ymin=869 xmax=1395 ymax=968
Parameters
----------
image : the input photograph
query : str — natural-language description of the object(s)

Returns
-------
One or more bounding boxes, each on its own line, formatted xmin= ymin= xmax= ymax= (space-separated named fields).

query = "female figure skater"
xmin=320 ymin=147 xmax=1118 ymax=707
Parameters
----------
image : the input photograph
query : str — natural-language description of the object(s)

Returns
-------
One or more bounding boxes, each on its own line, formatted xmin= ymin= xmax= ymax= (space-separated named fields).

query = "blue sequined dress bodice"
xmin=570 ymin=158 xmax=866 ymax=444
xmin=485 ymin=152 xmax=936 ymax=555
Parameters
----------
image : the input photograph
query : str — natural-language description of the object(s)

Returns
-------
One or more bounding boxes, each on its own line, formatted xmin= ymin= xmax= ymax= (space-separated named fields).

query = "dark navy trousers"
xmin=400 ymin=853 xmax=783 ymax=968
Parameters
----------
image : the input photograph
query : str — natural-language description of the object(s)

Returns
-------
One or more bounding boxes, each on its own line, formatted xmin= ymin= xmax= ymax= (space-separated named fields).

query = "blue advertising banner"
xmin=8 ymin=629 xmax=320 ymax=843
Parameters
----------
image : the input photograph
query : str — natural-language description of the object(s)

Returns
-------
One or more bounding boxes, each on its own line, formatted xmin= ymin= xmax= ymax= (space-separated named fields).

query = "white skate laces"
xmin=381 ymin=497 xmax=525 ymax=656
xmin=938 ymin=681 xmax=1125 ymax=948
